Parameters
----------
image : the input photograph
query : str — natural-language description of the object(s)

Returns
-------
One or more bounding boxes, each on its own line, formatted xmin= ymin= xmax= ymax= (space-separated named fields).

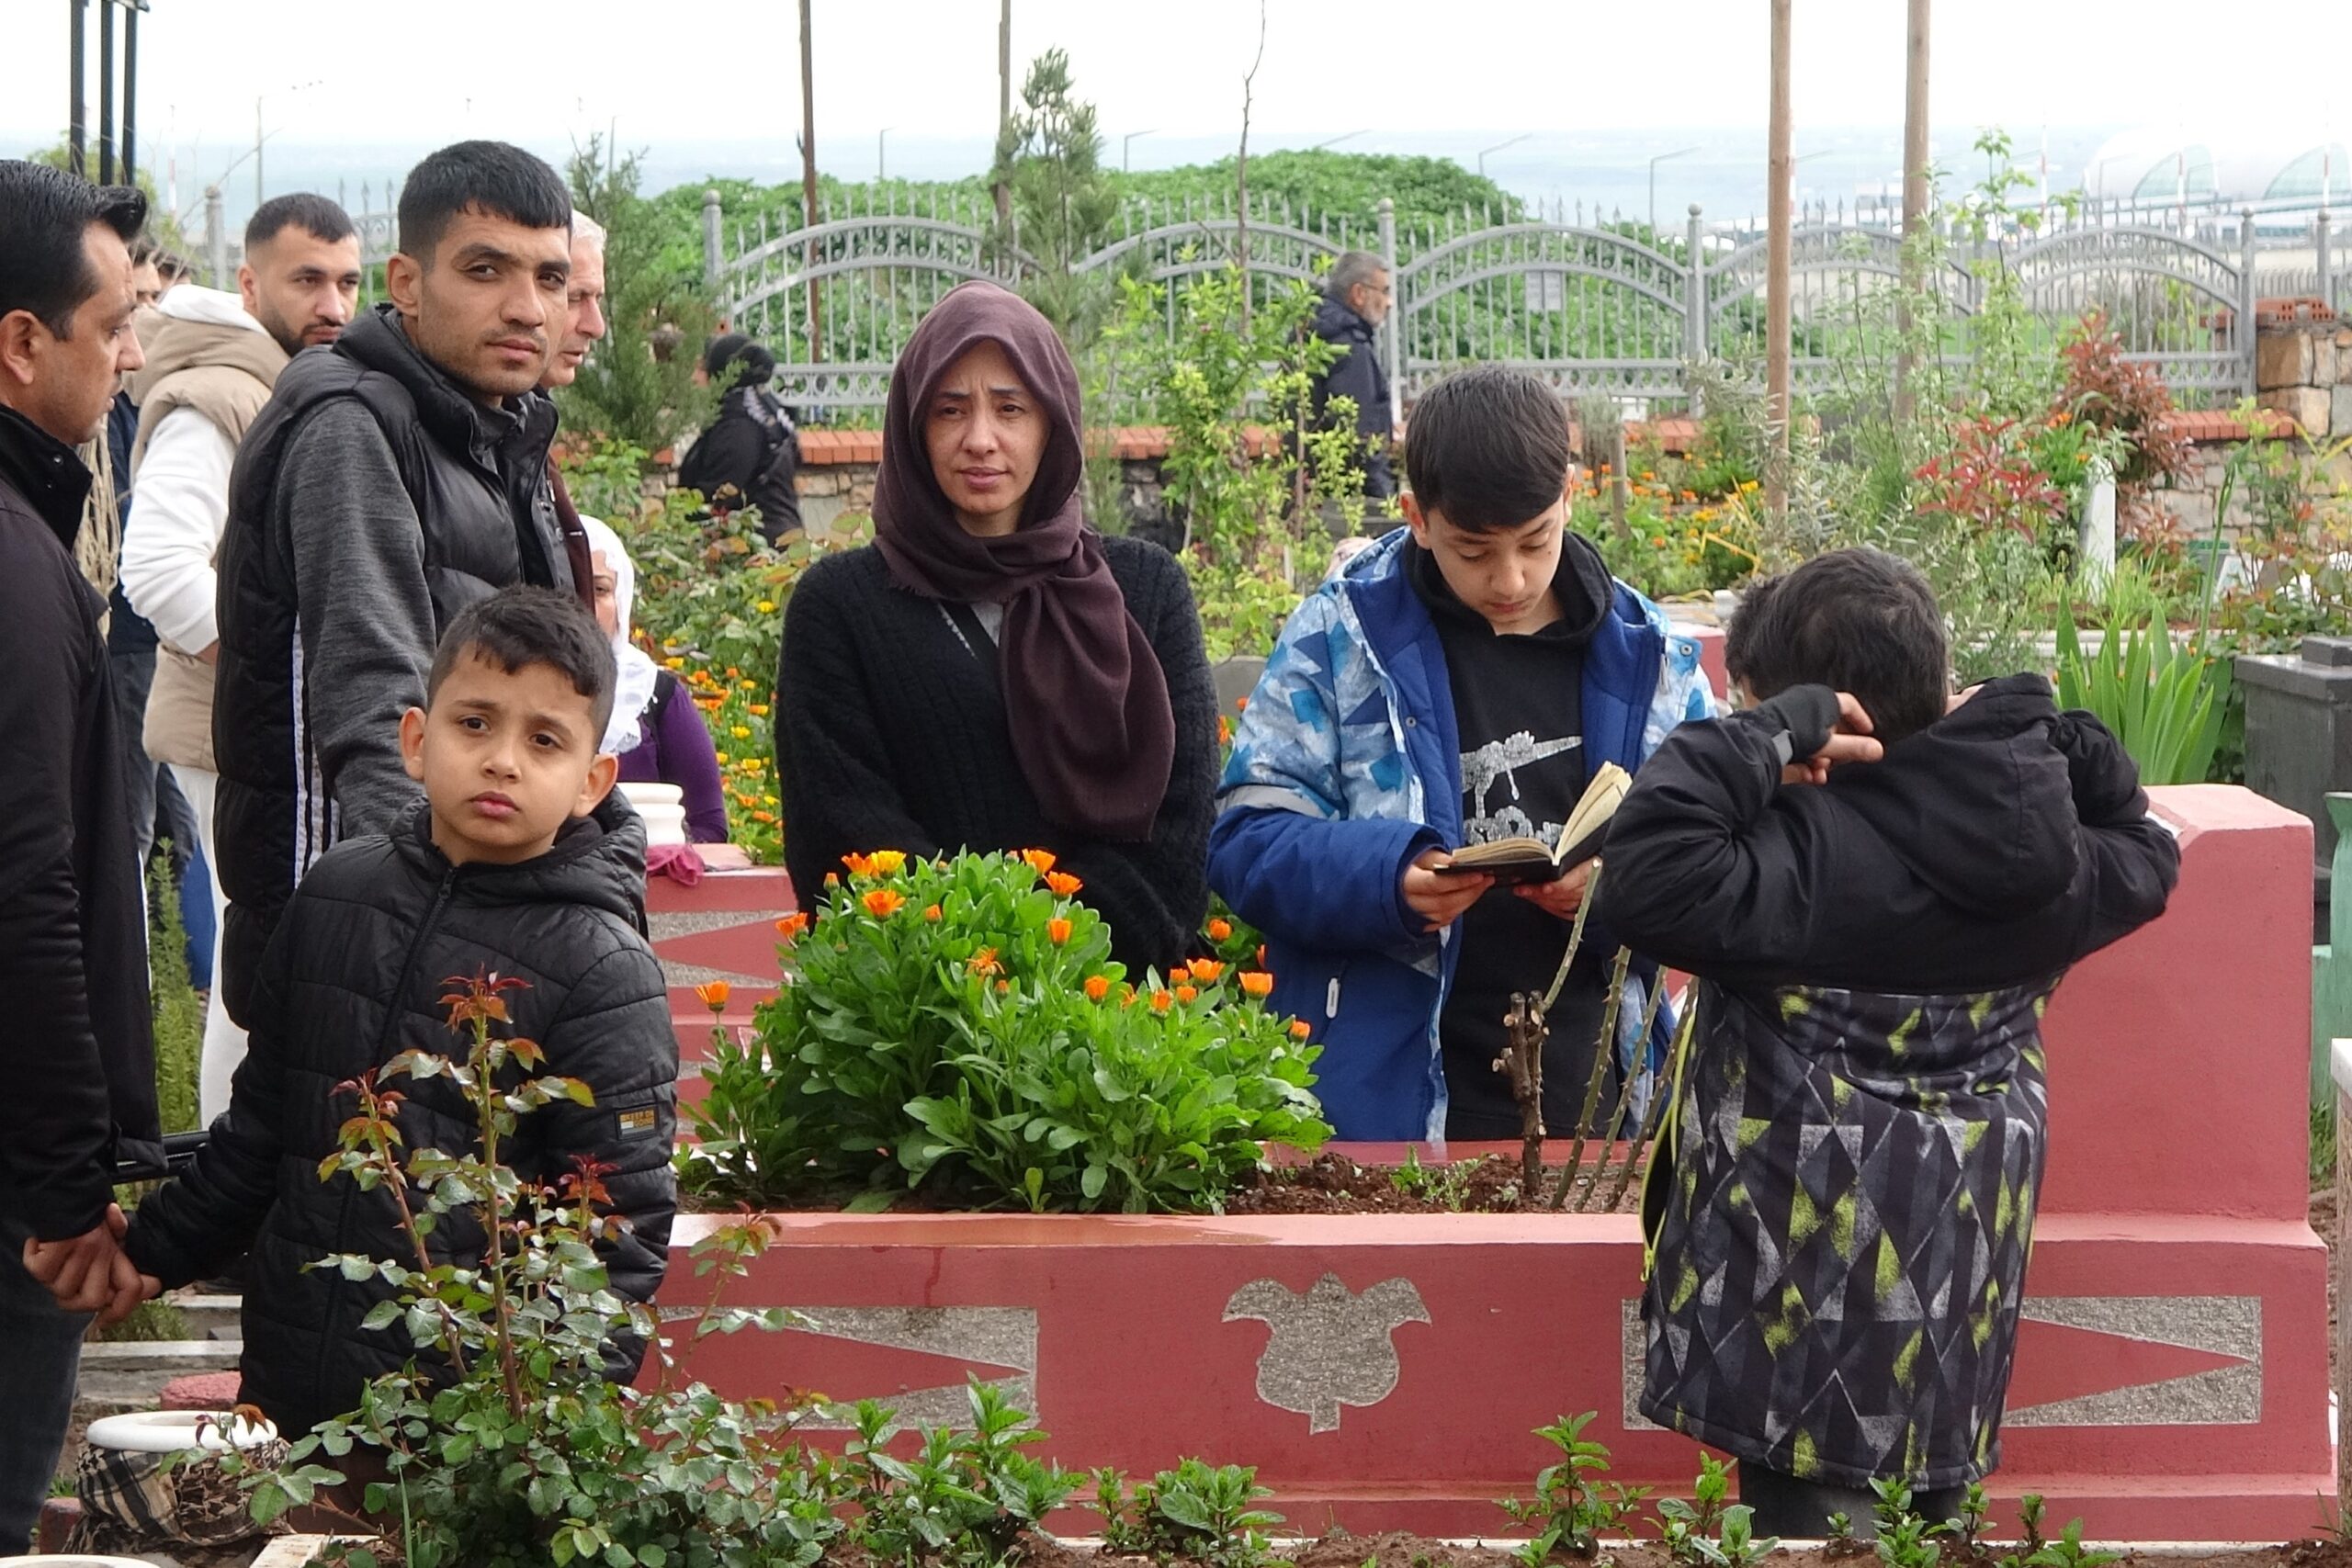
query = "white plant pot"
xmin=85 ymin=1409 xmax=278 ymax=1453
xmin=617 ymin=784 xmax=688 ymax=848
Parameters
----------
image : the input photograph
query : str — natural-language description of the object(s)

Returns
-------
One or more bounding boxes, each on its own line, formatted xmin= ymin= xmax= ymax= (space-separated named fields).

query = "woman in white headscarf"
xmin=581 ymin=514 xmax=735 ymax=845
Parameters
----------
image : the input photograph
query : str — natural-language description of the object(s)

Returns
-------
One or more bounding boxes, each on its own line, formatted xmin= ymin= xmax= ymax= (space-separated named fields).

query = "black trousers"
xmin=1737 ymin=1461 xmax=1963 ymax=1539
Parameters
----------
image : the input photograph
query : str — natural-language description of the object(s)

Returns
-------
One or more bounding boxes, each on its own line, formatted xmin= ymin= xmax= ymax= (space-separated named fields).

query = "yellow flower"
xmin=867 ymin=850 xmax=906 ymax=874
xmin=756 ymin=600 xmax=777 ymax=614
xmin=715 ymin=752 xmax=730 ymax=765
xmin=731 ymin=726 xmax=752 ymax=739
xmin=749 ymin=704 xmax=770 ymax=717
xmin=664 ymin=656 xmax=684 ymax=670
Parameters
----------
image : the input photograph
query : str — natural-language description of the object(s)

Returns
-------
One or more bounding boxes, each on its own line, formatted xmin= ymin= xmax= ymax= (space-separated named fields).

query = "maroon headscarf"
xmin=872 ymin=282 xmax=1175 ymax=840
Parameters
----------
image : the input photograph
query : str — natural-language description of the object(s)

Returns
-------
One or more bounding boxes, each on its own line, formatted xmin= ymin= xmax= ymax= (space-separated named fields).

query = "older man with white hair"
xmin=540 ymin=210 xmax=609 ymax=605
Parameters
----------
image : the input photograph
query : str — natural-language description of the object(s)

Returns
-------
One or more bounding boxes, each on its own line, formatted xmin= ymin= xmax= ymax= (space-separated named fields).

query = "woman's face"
xmin=922 ymin=340 xmax=1046 ymax=538
xmin=590 ymin=551 xmax=620 ymax=639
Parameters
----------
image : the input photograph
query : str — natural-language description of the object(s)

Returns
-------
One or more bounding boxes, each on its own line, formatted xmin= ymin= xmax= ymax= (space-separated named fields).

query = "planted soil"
xmin=1224 ymin=1152 xmax=1645 ymax=1214
xmin=1000 ymin=1531 xmax=2352 ymax=1568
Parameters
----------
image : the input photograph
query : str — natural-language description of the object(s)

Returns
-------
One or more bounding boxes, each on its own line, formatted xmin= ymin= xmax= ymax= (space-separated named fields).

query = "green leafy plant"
xmin=1690 ymin=1506 xmax=1779 ymax=1568
xmin=1655 ymin=1453 xmax=1730 ymax=1562
xmin=1869 ymin=1479 xmax=1940 ymax=1568
xmin=2054 ymin=614 xmax=2228 ymax=785
xmin=235 ymin=967 xmax=849 ymax=1568
xmin=1097 ymin=1460 xmax=1283 ymax=1568
xmin=841 ymin=1384 xmax=1075 ymax=1568
xmin=1388 ymin=1147 xmax=1494 ymax=1212
xmin=1497 ymin=1412 xmax=1649 ymax=1561
xmin=689 ymin=849 xmax=1329 ymax=1213
xmin=1825 ymin=1512 xmax=1860 ymax=1552
xmin=2016 ymin=1518 xmax=2120 ymax=1568
xmin=1928 ymin=1482 xmax=1991 ymax=1553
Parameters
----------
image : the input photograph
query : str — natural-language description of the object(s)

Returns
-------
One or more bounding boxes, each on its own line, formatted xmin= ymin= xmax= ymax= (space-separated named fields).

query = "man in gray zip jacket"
xmin=211 ymin=141 xmax=578 ymax=1028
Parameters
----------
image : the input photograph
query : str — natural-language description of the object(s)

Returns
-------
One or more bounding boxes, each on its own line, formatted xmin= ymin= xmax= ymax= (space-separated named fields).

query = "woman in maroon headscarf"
xmin=774 ymin=283 xmax=1216 ymax=975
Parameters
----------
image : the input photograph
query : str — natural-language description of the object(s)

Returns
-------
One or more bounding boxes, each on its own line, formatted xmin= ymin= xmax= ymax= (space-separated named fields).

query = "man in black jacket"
xmin=1600 ymin=549 xmax=2180 ymax=1535
xmin=677 ymin=333 xmax=801 ymax=543
xmin=1307 ymin=250 xmax=1396 ymax=504
xmin=213 ymin=141 xmax=580 ymax=1031
xmin=0 ymin=159 xmax=164 ymax=1551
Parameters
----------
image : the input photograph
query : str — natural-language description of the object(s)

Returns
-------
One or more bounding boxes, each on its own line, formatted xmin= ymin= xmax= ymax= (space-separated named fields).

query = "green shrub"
xmin=2055 ymin=615 xmax=2227 ymax=786
xmin=689 ymin=849 xmax=1329 ymax=1213
xmin=148 ymin=852 xmax=201 ymax=1134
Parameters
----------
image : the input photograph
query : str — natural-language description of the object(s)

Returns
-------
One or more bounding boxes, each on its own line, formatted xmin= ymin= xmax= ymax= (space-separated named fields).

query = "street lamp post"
xmin=1648 ymin=145 xmax=1699 ymax=237
xmin=1476 ymin=132 xmax=1532 ymax=179
xmin=1122 ymin=129 xmax=1156 ymax=173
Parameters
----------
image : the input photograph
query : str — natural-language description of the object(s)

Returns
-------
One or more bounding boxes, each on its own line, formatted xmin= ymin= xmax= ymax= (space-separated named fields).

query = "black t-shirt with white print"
xmin=1409 ymin=536 xmax=1619 ymax=1141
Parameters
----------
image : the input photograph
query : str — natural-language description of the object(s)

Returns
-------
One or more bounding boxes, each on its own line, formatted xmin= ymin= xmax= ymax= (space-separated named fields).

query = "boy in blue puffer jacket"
xmin=1209 ymin=367 xmax=1716 ymax=1142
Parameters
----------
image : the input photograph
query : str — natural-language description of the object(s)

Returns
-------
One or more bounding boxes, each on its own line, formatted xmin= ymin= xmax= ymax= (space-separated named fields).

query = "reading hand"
xmin=1514 ymin=859 xmax=1595 ymax=920
xmin=1402 ymin=848 xmax=1491 ymax=931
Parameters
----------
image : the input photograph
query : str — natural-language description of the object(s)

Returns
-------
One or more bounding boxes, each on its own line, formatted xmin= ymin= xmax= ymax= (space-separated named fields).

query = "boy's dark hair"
xmin=1403 ymin=366 xmax=1573 ymax=533
xmin=1728 ymin=547 xmax=1949 ymax=745
xmin=0 ymin=161 xmax=148 ymax=336
xmin=427 ymin=586 xmax=616 ymax=739
xmin=247 ymin=192 xmax=356 ymax=254
xmin=397 ymin=141 xmax=570 ymax=268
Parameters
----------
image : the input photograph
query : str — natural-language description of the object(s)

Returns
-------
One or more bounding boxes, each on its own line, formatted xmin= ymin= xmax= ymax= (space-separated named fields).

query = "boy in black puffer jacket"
xmin=121 ymin=587 xmax=678 ymax=1442
xmin=1599 ymin=548 xmax=2179 ymax=1537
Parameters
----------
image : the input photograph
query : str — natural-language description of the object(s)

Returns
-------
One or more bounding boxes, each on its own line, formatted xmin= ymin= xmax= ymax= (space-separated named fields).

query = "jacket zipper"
xmin=314 ymin=863 xmax=459 ymax=1404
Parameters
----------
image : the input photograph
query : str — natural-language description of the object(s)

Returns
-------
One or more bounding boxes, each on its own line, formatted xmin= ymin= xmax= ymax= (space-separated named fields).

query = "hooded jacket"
xmin=1208 ymin=527 xmax=1717 ymax=1140
xmin=212 ymin=303 xmax=571 ymax=1027
xmin=124 ymin=794 xmax=678 ymax=1441
xmin=678 ymin=386 xmax=801 ymax=543
xmin=119 ymin=286 xmax=289 ymax=772
xmin=1307 ymin=296 xmax=1395 ymax=500
xmin=0 ymin=404 xmax=164 ymax=1240
xmin=1599 ymin=678 xmax=2181 ymax=1491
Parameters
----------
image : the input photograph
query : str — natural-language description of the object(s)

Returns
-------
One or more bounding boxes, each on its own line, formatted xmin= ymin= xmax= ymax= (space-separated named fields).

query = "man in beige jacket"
xmin=119 ymin=192 xmax=359 ymax=1122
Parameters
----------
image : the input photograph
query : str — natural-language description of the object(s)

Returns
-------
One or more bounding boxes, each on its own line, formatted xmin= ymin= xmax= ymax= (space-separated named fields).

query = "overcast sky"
xmin=8 ymin=0 xmax=2335 ymax=220
xmin=13 ymin=0 xmax=2334 ymax=147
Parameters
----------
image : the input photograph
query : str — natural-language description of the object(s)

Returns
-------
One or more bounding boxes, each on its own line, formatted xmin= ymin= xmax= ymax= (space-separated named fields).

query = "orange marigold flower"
xmin=822 ymin=873 xmax=840 ymax=887
xmin=1257 ymin=944 xmax=1268 ymax=968
xmin=1206 ymin=918 xmax=1233 ymax=942
xmin=1149 ymin=988 xmax=1173 ymax=1013
xmin=1021 ymin=848 xmax=1057 ymax=875
xmin=1218 ymin=715 xmax=1233 ymax=746
xmin=1046 ymin=870 xmax=1083 ymax=897
xmin=842 ymin=852 xmax=874 ymax=877
xmin=695 ymin=980 xmax=731 ymax=1010
xmin=1120 ymin=984 xmax=1138 ymax=1007
xmin=1239 ymin=971 xmax=1274 ymax=998
xmin=1084 ymin=975 xmax=1112 ymax=1002
xmin=751 ymin=809 xmax=776 ymax=824
xmin=1187 ymin=958 xmax=1226 ymax=983
xmin=775 ymin=912 xmax=810 ymax=942
xmin=1046 ymin=918 xmax=1072 ymax=946
xmin=968 ymin=947 xmax=1002 ymax=976
xmin=1175 ymin=984 xmax=1199 ymax=1003
xmin=862 ymin=888 xmax=905 ymax=919
xmin=923 ymin=904 xmax=944 ymax=922
xmin=1235 ymin=695 xmax=1249 ymax=712
xmin=996 ymin=978 xmax=1012 ymax=994
xmin=1289 ymin=1020 xmax=1312 ymax=1040
xmin=868 ymin=849 xmax=907 ymax=875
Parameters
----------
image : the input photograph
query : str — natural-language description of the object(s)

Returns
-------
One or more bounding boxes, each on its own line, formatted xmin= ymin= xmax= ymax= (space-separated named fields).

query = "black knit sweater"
xmin=775 ymin=536 xmax=1216 ymax=976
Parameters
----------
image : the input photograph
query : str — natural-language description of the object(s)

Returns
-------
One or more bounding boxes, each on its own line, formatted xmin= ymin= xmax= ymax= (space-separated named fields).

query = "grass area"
xmin=2315 ymin=1098 xmax=2338 ymax=1191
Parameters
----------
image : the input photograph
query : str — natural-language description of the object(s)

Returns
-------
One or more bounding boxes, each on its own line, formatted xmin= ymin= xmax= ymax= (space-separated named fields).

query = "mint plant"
xmin=1870 ymin=1480 xmax=1941 ymax=1568
xmin=1498 ymin=1412 xmax=1648 ymax=1561
xmin=841 ymin=1384 xmax=1075 ymax=1568
xmin=1095 ymin=1459 xmax=1283 ymax=1568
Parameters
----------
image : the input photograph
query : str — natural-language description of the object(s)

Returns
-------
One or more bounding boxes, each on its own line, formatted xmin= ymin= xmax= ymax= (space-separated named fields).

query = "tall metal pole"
xmin=1764 ymin=0 xmax=1792 ymax=525
xmin=68 ymin=0 xmax=87 ymax=176
xmin=97 ymin=0 xmax=115 ymax=184
xmin=1894 ymin=0 xmax=1930 ymax=423
xmin=120 ymin=2 xmax=139 ymax=186
xmin=797 ymin=0 xmax=822 ymax=358
xmin=254 ymin=96 xmax=265 ymax=210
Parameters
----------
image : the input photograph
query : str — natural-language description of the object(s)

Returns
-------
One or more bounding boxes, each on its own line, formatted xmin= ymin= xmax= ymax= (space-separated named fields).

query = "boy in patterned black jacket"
xmin=1599 ymin=548 xmax=2179 ymax=1534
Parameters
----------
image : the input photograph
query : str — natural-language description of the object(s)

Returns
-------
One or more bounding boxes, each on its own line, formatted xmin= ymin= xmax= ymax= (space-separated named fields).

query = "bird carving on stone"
xmin=1221 ymin=1272 xmax=1430 ymax=1433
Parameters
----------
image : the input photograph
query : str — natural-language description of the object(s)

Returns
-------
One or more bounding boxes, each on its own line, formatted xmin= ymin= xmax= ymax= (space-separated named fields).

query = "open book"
xmin=1434 ymin=761 xmax=1631 ymax=886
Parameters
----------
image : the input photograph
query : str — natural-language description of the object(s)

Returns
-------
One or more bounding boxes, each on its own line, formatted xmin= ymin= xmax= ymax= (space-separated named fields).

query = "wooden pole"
xmin=1764 ymin=0 xmax=1793 ymax=525
xmin=991 ymin=0 xmax=1012 ymax=228
xmin=798 ymin=0 xmax=822 ymax=358
xmin=1894 ymin=0 xmax=1930 ymax=423
xmin=68 ymin=0 xmax=86 ymax=177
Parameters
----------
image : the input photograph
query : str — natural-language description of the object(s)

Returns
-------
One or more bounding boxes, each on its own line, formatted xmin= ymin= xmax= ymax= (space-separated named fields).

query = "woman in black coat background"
xmin=774 ymin=283 xmax=1216 ymax=976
